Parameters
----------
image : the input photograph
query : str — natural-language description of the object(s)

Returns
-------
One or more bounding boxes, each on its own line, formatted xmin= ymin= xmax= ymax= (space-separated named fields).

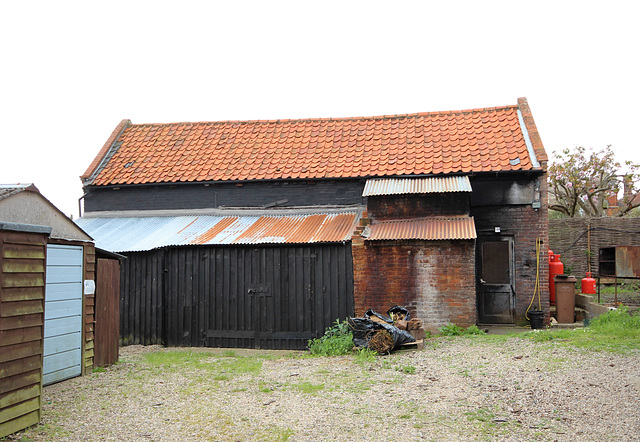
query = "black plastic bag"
xmin=348 ymin=317 xmax=415 ymax=351
xmin=378 ymin=320 xmax=415 ymax=348
xmin=349 ymin=317 xmax=382 ymax=348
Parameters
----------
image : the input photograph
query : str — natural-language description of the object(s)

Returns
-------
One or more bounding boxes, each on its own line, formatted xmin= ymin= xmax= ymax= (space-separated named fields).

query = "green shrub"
xmin=308 ymin=319 xmax=354 ymax=356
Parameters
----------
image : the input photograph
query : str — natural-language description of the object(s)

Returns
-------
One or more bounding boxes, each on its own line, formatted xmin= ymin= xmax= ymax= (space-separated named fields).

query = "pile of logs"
xmin=394 ymin=318 xmax=425 ymax=342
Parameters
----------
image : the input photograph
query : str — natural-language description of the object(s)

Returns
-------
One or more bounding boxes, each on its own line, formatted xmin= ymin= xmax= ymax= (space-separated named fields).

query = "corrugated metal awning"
xmin=362 ymin=176 xmax=472 ymax=197
xmin=364 ymin=216 xmax=476 ymax=241
xmin=75 ymin=209 xmax=361 ymax=253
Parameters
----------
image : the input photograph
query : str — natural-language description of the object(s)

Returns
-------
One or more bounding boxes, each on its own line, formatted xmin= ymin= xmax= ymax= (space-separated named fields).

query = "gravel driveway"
xmin=13 ymin=337 xmax=640 ymax=441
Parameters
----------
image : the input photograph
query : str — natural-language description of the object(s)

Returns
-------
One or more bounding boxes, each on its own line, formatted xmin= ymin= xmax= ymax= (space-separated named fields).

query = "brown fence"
xmin=0 ymin=224 xmax=50 ymax=438
xmin=549 ymin=217 xmax=640 ymax=279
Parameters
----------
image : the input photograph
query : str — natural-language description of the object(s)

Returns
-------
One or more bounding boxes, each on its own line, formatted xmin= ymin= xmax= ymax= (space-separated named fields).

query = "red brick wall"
xmin=354 ymin=171 xmax=548 ymax=328
xmin=352 ymin=237 xmax=476 ymax=332
xmin=471 ymin=195 xmax=549 ymax=323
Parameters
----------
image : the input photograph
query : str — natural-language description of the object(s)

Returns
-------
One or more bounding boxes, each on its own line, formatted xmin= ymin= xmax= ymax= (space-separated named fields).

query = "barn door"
xmin=44 ymin=244 xmax=83 ymax=385
xmin=477 ymin=237 xmax=515 ymax=324
xmin=248 ymin=248 xmax=272 ymax=349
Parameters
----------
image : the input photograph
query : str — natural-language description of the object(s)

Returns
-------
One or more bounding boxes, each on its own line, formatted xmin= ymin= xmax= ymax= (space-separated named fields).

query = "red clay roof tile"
xmin=83 ymin=99 xmax=545 ymax=186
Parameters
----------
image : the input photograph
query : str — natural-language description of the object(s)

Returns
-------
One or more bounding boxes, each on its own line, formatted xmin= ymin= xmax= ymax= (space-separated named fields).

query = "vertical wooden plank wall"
xmin=0 ymin=229 xmax=47 ymax=438
xmin=118 ymin=244 xmax=355 ymax=350
xmin=120 ymin=251 xmax=164 ymax=346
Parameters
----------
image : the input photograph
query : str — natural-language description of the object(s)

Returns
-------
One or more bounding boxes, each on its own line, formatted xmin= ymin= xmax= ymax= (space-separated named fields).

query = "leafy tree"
xmin=549 ymin=146 xmax=640 ymax=217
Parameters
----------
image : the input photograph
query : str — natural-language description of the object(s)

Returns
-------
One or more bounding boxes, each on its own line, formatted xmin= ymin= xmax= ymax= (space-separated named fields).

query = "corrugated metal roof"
xmin=362 ymin=176 xmax=472 ymax=197
xmin=365 ymin=216 xmax=476 ymax=241
xmin=75 ymin=210 xmax=360 ymax=253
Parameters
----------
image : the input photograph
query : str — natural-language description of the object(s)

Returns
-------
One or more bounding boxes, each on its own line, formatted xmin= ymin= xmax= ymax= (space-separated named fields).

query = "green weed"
xmin=440 ymin=323 xmax=487 ymax=336
xmin=397 ymin=364 xmax=416 ymax=374
xmin=464 ymin=325 xmax=486 ymax=335
xmin=308 ymin=319 xmax=354 ymax=356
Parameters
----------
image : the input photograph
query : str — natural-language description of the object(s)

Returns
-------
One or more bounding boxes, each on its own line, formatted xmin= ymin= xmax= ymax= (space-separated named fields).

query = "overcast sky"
xmin=1 ymin=1 xmax=638 ymax=218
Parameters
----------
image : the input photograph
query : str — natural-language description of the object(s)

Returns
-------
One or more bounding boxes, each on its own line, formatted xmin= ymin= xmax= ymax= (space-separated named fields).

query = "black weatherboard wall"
xmin=84 ymin=180 xmax=365 ymax=212
xmin=120 ymin=243 xmax=354 ymax=350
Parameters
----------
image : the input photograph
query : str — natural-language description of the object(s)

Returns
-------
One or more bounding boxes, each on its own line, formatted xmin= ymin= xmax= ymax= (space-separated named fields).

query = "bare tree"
xmin=549 ymin=146 xmax=640 ymax=217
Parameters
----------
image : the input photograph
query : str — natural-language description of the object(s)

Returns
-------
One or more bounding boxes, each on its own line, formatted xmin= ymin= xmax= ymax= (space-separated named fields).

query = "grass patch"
xmin=353 ymin=348 xmax=377 ymax=364
xmin=19 ymin=423 xmax=72 ymax=441
xmin=520 ymin=306 xmax=640 ymax=353
xmin=464 ymin=407 xmax=495 ymax=423
xmin=258 ymin=385 xmax=275 ymax=393
xmin=599 ymin=281 xmax=639 ymax=295
xmin=142 ymin=349 xmax=263 ymax=377
xmin=262 ymin=426 xmax=295 ymax=441
xmin=293 ymin=381 xmax=325 ymax=394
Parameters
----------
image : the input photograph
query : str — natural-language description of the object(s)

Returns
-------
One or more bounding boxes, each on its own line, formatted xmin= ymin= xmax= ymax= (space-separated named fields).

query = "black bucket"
xmin=528 ymin=310 xmax=544 ymax=329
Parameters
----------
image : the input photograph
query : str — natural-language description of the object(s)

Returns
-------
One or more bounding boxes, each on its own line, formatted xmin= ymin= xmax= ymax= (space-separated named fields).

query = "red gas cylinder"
xmin=581 ymin=272 xmax=596 ymax=294
xmin=549 ymin=252 xmax=564 ymax=305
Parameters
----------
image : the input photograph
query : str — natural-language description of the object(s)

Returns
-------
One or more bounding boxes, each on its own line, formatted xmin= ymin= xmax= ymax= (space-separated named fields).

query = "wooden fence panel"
xmin=0 ymin=228 xmax=47 ymax=438
xmin=549 ymin=217 xmax=640 ymax=278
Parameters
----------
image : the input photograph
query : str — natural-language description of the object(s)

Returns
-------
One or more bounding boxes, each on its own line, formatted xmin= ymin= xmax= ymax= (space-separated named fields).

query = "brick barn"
xmin=76 ymin=97 xmax=549 ymax=347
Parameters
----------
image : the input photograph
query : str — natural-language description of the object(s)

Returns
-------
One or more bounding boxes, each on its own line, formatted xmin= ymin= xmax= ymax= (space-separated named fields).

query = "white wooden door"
xmin=44 ymin=244 xmax=83 ymax=385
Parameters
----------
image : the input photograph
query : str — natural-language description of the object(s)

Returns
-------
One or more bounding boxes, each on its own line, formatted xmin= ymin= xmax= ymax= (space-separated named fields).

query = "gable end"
xmin=81 ymin=119 xmax=131 ymax=185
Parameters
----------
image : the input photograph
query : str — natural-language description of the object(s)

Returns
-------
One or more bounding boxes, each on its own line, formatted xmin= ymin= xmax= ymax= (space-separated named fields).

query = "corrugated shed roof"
xmin=365 ymin=217 xmax=476 ymax=241
xmin=83 ymin=98 xmax=546 ymax=186
xmin=362 ymin=176 xmax=472 ymax=197
xmin=75 ymin=210 xmax=360 ymax=252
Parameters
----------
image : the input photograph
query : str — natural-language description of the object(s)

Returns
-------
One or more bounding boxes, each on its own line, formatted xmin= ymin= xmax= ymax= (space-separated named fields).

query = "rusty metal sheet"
xmin=362 ymin=176 xmax=472 ymax=197
xmin=232 ymin=213 xmax=358 ymax=244
xmin=615 ymin=246 xmax=640 ymax=278
xmin=365 ymin=216 xmax=476 ymax=241
xmin=76 ymin=210 xmax=360 ymax=252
